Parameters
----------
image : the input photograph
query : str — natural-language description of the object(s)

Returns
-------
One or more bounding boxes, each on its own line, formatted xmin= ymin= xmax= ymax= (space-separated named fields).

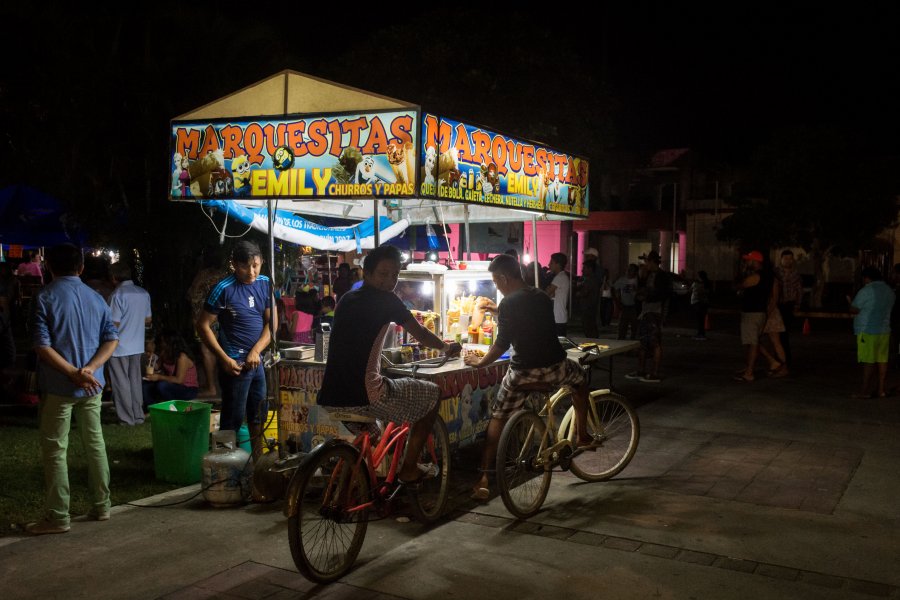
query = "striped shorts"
xmin=494 ymin=359 xmax=585 ymax=419
xmin=332 ymin=377 xmax=439 ymax=438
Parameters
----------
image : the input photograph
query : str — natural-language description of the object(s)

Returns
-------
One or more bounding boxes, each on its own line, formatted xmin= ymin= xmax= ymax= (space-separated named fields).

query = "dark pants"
xmin=555 ymin=323 xmax=568 ymax=338
xmin=778 ymin=302 xmax=796 ymax=366
xmin=600 ymin=297 xmax=613 ymax=326
xmin=142 ymin=381 xmax=198 ymax=412
xmin=694 ymin=302 xmax=709 ymax=337
xmin=582 ymin=304 xmax=599 ymax=338
xmin=618 ymin=305 xmax=638 ymax=340
xmin=219 ymin=363 xmax=267 ymax=431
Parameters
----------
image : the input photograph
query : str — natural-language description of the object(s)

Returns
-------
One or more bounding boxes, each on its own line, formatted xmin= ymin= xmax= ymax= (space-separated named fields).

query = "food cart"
xmin=168 ymin=70 xmax=590 ymax=454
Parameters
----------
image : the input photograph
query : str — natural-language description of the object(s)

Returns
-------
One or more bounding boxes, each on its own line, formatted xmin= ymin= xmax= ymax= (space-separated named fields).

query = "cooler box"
xmin=149 ymin=400 xmax=212 ymax=484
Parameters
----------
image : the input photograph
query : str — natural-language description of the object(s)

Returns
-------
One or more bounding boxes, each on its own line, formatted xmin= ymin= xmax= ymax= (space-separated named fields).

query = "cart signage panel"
xmin=419 ymin=113 xmax=589 ymax=217
xmin=169 ymin=110 xmax=418 ymax=200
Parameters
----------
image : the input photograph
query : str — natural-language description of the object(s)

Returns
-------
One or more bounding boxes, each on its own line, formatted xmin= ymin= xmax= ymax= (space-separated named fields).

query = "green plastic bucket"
xmin=149 ymin=400 xmax=212 ymax=484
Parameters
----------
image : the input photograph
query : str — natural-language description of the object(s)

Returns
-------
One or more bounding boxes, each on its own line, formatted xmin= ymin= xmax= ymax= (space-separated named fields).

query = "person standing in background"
xmin=187 ymin=246 xmax=227 ymax=398
xmin=332 ymin=263 xmax=352 ymax=303
xmin=614 ymin=264 xmax=640 ymax=340
xmin=599 ymin=266 xmax=614 ymax=328
xmin=197 ymin=240 xmax=273 ymax=460
xmin=577 ymin=261 xmax=600 ymax=338
xmin=107 ymin=262 xmax=152 ymax=426
xmin=545 ymin=252 xmax=570 ymax=337
xmin=775 ymin=250 xmax=802 ymax=366
xmin=691 ymin=270 xmax=711 ymax=340
xmin=848 ymin=267 xmax=895 ymax=399
xmin=27 ymin=244 xmax=118 ymax=535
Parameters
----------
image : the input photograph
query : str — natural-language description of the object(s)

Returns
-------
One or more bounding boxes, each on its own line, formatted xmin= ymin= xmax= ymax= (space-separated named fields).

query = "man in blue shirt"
xmin=197 ymin=240 xmax=272 ymax=459
xmin=27 ymin=244 xmax=119 ymax=535
xmin=849 ymin=266 xmax=895 ymax=398
xmin=107 ymin=262 xmax=152 ymax=425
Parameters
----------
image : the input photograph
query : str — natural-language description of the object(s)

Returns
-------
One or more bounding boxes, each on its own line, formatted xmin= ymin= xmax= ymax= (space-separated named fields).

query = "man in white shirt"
xmin=545 ymin=252 xmax=570 ymax=337
xmin=107 ymin=262 xmax=152 ymax=425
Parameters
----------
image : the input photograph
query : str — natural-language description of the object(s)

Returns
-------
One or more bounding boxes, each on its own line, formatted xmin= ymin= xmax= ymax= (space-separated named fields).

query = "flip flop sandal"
xmin=470 ymin=487 xmax=490 ymax=502
xmin=733 ymin=374 xmax=754 ymax=383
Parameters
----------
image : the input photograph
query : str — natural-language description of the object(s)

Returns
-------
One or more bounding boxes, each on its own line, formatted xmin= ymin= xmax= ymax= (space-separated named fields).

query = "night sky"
xmin=3 ymin=4 xmax=900 ymax=188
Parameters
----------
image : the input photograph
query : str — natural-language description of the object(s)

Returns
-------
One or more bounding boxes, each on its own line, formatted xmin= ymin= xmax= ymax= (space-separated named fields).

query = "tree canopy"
xmin=717 ymin=126 xmax=898 ymax=255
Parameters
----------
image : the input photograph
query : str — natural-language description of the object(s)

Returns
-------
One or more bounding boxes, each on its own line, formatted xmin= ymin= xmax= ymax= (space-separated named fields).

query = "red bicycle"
xmin=284 ymin=372 xmax=451 ymax=583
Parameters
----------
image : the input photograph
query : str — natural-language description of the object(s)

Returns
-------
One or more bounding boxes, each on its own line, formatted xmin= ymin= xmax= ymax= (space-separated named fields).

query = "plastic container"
xmin=149 ymin=400 xmax=212 ymax=484
xmin=237 ymin=424 xmax=251 ymax=453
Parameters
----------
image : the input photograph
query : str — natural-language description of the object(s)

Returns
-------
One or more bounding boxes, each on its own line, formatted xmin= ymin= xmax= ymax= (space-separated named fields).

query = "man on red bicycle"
xmin=464 ymin=254 xmax=592 ymax=501
xmin=318 ymin=245 xmax=461 ymax=485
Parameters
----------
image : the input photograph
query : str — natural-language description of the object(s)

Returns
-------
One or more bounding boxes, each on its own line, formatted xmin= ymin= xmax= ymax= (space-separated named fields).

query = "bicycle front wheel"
xmin=288 ymin=445 xmax=370 ymax=583
xmin=562 ymin=392 xmax=640 ymax=482
xmin=496 ymin=410 xmax=551 ymax=519
xmin=407 ymin=415 xmax=452 ymax=523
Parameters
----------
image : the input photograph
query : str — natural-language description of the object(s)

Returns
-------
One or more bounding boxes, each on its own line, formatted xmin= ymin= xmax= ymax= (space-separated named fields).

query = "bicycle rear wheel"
xmin=288 ymin=445 xmax=370 ymax=583
xmin=496 ymin=410 xmax=551 ymax=519
xmin=407 ymin=415 xmax=452 ymax=523
xmin=561 ymin=391 xmax=640 ymax=482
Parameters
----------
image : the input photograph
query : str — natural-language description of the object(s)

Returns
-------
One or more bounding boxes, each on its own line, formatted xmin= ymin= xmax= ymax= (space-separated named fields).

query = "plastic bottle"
xmin=449 ymin=321 xmax=461 ymax=343
xmin=482 ymin=312 xmax=494 ymax=345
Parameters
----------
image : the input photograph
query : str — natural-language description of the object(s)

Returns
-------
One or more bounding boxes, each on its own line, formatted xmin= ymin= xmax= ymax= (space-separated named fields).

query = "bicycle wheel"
xmin=407 ymin=415 xmax=452 ymax=523
xmin=496 ymin=410 xmax=551 ymax=519
xmin=562 ymin=392 xmax=640 ymax=482
xmin=288 ymin=445 xmax=370 ymax=583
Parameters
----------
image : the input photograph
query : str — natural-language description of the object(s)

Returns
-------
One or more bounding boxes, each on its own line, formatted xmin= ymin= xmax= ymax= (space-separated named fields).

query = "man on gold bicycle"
xmin=464 ymin=254 xmax=595 ymax=501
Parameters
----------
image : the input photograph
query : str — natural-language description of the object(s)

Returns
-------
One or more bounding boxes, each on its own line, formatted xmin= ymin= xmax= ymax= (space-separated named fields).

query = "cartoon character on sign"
xmin=478 ymin=162 xmax=500 ymax=196
xmin=423 ymin=146 xmax=437 ymax=186
xmin=387 ymin=140 xmax=414 ymax=184
xmin=209 ymin=168 xmax=233 ymax=197
xmin=438 ymin=148 xmax=461 ymax=189
xmin=353 ymin=155 xmax=378 ymax=185
xmin=273 ymin=146 xmax=295 ymax=171
xmin=459 ymin=384 xmax=476 ymax=440
xmin=231 ymin=154 xmax=251 ymax=196
xmin=546 ymin=175 xmax=561 ymax=203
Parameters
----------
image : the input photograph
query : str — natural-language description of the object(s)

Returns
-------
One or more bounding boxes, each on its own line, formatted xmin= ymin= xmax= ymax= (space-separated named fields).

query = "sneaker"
xmin=90 ymin=510 xmax=110 ymax=521
xmin=641 ymin=374 xmax=662 ymax=383
xmin=26 ymin=520 xmax=70 ymax=535
xmin=624 ymin=371 xmax=645 ymax=380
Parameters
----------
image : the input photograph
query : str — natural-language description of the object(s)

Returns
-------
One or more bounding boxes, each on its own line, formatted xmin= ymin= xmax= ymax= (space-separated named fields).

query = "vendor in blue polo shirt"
xmin=197 ymin=240 xmax=273 ymax=459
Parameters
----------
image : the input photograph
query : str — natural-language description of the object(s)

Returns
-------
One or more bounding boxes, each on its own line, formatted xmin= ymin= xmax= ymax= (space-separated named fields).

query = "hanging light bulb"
xmin=523 ymin=253 xmax=532 ymax=265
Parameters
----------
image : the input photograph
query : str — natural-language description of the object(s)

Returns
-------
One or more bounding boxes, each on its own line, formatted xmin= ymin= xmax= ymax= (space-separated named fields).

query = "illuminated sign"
xmin=418 ymin=113 xmax=589 ymax=217
xmin=169 ymin=110 xmax=418 ymax=200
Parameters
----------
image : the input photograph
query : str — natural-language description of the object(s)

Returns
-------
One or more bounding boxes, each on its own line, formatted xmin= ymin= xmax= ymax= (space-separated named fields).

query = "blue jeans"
xmin=219 ymin=363 xmax=267 ymax=431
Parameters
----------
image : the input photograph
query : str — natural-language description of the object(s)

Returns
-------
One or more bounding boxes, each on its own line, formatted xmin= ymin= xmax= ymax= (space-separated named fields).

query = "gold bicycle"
xmin=496 ymin=349 xmax=640 ymax=519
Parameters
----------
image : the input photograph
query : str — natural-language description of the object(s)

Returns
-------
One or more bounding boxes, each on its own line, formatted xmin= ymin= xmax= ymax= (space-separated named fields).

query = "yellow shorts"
xmin=857 ymin=333 xmax=890 ymax=364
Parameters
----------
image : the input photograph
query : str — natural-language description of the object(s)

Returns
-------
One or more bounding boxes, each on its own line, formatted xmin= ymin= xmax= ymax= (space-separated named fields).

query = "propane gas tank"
xmin=202 ymin=430 xmax=253 ymax=507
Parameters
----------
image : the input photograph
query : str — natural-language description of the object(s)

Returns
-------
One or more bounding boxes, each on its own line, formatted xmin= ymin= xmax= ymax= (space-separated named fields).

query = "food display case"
xmin=395 ymin=268 xmax=501 ymax=341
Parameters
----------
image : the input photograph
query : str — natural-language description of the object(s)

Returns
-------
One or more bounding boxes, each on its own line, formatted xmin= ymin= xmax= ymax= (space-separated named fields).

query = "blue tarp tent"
xmin=0 ymin=185 xmax=85 ymax=248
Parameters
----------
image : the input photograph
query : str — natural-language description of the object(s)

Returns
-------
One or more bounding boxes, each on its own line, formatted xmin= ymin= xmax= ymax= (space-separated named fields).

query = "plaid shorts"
xmin=331 ymin=377 xmax=439 ymax=438
xmin=494 ymin=359 xmax=585 ymax=419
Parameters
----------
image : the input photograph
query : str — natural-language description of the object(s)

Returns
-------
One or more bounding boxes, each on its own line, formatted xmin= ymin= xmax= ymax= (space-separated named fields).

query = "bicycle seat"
xmin=325 ymin=410 xmax=377 ymax=424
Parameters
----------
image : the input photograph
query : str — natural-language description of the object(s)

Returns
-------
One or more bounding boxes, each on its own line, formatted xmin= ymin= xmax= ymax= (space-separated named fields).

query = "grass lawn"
xmin=0 ymin=404 xmax=184 ymax=536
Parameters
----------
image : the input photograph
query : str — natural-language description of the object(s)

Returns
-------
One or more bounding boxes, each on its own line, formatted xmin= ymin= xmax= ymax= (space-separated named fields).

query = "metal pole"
xmin=373 ymin=199 xmax=380 ymax=247
xmin=568 ymin=230 xmax=574 ymax=323
xmin=267 ymin=199 xmax=277 ymax=347
xmin=464 ymin=205 xmax=471 ymax=260
xmin=531 ymin=214 xmax=539 ymax=287
xmin=672 ymin=182 xmax=678 ymax=272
